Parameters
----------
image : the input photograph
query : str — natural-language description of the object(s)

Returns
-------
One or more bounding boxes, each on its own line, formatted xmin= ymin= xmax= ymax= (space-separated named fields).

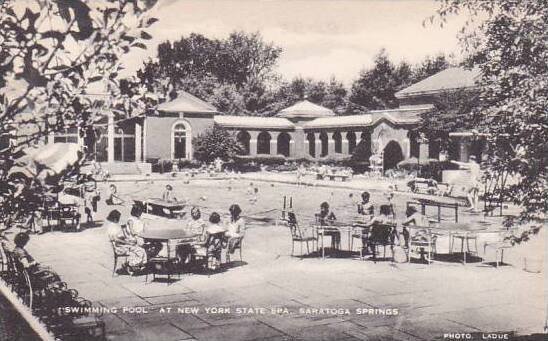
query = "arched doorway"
xmin=333 ymin=132 xmax=342 ymax=153
xmin=171 ymin=120 xmax=192 ymax=159
xmin=277 ymin=132 xmax=291 ymax=157
xmin=346 ymin=132 xmax=356 ymax=154
xmin=307 ymin=133 xmax=315 ymax=157
xmin=319 ymin=132 xmax=328 ymax=157
xmin=257 ymin=131 xmax=271 ymax=154
xmin=236 ymin=131 xmax=251 ymax=155
xmin=383 ymin=140 xmax=404 ymax=171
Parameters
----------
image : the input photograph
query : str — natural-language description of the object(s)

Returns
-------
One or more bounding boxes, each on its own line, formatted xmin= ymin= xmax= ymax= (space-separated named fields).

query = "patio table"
xmin=139 ymin=229 xmax=199 ymax=258
xmin=315 ymin=223 xmax=355 ymax=259
xmin=430 ymin=222 xmax=488 ymax=264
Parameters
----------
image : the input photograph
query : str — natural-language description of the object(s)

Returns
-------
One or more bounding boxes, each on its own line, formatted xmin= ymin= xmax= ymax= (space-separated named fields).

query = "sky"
xmin=122 ymin=0 xmax=467 ymax=84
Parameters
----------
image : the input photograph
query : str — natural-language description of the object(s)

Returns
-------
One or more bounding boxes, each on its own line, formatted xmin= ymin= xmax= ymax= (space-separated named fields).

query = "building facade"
xmin=51 ymin=67 xmax=480 ymax=170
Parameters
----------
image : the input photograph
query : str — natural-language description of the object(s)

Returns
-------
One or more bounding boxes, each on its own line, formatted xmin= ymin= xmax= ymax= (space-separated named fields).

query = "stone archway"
xmin=319 ymin=132 xmax=328 ymax=157
xmin=257 ymin=131 xmax=271 ymax=154
xmin=383 ymin=140 xmax=404 ymax=171
xmin=277 ymin=132 xmax=291 ymax=157
xmin=236 ymin=131 xmax=251 ymax=155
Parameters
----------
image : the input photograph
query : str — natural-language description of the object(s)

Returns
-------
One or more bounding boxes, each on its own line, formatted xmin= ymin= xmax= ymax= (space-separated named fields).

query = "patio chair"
xmin=225 ymin=235 xmax=244 ymax=263
xmin=403 ymin=225 xmax=437 ymax=264
xmin=287 ymin=212 xmax=317 ymax=257
xmin=193 ymin=232 xmax=225 ymax=274
xmin=350 ymin=221 xmax=370 ymax=259
xmin=146 ymin=239 xmax=180 ymax=283
xmin=109 ymin=240 xmax=129 ymax=277
xmin=368 ymin=223 xmax=397 ymax=262
xmin=58 ymin=204 xmax=81 ymax=231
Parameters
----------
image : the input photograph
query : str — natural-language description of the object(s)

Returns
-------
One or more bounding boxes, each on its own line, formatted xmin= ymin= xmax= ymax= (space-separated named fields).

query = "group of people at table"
xmin=314 ymin=191 xmax=433 ymax=259
xmin=104 ymin=200 xmax=246 ymax=275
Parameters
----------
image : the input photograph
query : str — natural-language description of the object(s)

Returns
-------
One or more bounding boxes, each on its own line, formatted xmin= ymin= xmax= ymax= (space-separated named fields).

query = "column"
xmin=107 ymin=113 xmax=115 ymax=162
xmin=289 ymin=140 xmax=295 ymax=157
xmin=314 ymin=132 xmax=321 ymax=158
xmin=327 ymin=132 xmax=336 ymax=156
xmin=293 ymin=127 xmax=305 ymax=158
xmin=270 ymin=131 xmax=279 ymax=156
xmin=402 ymin=138 xmax=411 ymax=160
xmin=341 ymin=136 xmax=349 ymax=155
xmin=135 ymin=122 xmax=142 ymax=162
xmin=459 ymin=137 xmax=471 ymax=162
xmin=249 ymin=131 xmax=259 ymax=156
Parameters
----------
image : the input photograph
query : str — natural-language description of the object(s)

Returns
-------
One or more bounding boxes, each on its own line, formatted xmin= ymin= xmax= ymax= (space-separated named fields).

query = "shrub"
xmin=176 ymin=159 xmax=202 ymax=170
xmin=193 ymin=127 xmax=243 ymax=163
xmin=234 ymin=154 xmax=287 ymax=165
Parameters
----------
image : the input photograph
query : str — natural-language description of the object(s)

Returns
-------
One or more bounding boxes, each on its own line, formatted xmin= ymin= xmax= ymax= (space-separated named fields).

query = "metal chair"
xmin=225 ymin=236 xmax=244 ymax=263
xmin=193 ymin=232 xmax=225 ymax=274
xmin=483 ymin=228 xmax=517 ymax=267
xmin=403 ymin=225 xmax=438 ymax=264
xmin=146 ymin=239 xmax=181 ymax=283
xmin=287 ymin=212 xmax=317 ymax=257
xmin=350 ymin=222 xmax=370 ymax=259
xmin=368 ymin=223 xmax=397 ymax=262
xmin=109 ymin=240 xmax=129 ymax=276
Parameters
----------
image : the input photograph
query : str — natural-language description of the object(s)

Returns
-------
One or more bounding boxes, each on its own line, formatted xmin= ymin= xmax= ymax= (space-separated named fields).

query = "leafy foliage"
xmin=0 ymin=0 xmax=156 ymax=227
xmin=433 ymin=0 xmax=547 ymax=225
xmin=193 ymin=127 xmax=243 ymax=163
xmin=350 ymin=49 xmax=450 ymax=110
xmin=136 ymin=31 xmax=282 ymax=115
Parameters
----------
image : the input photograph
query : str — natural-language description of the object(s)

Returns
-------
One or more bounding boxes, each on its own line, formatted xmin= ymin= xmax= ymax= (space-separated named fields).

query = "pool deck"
xmin=12 ymin=177 xmax=547 ymax=340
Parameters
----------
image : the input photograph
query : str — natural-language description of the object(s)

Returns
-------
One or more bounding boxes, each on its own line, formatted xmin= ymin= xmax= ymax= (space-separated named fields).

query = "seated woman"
xmin=12 ymin=232 xmax=48 ymax=274
xmin=317 ymin=202 xmax=340 ymax=250
xmin=193 ymin=212 xmax=226 ymax=270
xmin=362 ymin=204 xmax=397 ymax=256
xmin=105 ymin=210 xmax=147 ymax=275
xmin=178 ymin=207 xmax=206 ymax=264
xmin=105 ymin=184 xmax=124 ymax=205
xmin=401 ymin=206 xmax=432 ymax=250
xmin=225 ymin=204 xmax=246 ymax=254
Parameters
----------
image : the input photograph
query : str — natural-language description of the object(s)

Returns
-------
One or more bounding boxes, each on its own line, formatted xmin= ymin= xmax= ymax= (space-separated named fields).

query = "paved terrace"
xmin=19 ymin=178 xmax=546 ymax=341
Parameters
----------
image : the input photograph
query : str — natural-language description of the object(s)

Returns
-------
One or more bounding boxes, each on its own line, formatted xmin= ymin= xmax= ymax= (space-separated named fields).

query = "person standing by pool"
xmin=357 ymin=191 xmax=375 ymax=219
xmin=106 ymin=184 xmax=124 ymax=205
xmin=451 ymin=156 xmax=482 ymax=212
xmin=162 ymin=184 xmax=177 ymax=202
xmin=226 ymin=204 xmax=246 ymax=254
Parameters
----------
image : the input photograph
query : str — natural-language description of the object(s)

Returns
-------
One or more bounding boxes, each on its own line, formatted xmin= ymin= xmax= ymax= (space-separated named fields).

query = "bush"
xmin=176 ymin=159 xmax=202 ymax=170
xmin=193 ymin=127 xmax=243 ymax=163
xmin=234 ymin=154 xmax=287 ymax=165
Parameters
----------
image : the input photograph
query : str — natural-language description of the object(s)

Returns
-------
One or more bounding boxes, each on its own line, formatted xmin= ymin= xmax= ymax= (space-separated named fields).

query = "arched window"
xmin=237 ymin=131 xmax=251 ymax=155
xmin=277 ymin=132 xmax=291 ymax=157
xmin=171 ymin=121 xmax=192 ymax=159
xmin=257 ymin=131 xmax=271 ymax=154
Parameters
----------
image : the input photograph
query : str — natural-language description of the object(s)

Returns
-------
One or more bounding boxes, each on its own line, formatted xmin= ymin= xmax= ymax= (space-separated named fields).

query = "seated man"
xmin=11 ymin=232 xmax=60 ymax=286
xmin=317 ymin=202 xmax=340 ymax=250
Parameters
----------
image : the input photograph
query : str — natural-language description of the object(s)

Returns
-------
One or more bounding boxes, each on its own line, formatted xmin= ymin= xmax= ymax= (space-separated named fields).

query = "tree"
xmin=136 ymin=31 xmax=282 ymax=115
xmin=350 ymin=50 xmax=451 ymax=111
xmin=0 ymin=0 xmax=156 ymax=226
xmin=264 ymin=76 xmax=348 ymax=115
xmin=193 ymin=127 xmax=243 ymax=163
xmin=433 ymin=0 xmax=547 ymax=225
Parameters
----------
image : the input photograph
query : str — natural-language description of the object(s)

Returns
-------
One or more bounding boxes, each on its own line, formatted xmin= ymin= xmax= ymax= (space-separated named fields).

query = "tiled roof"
xmin=277 ymin=100 xmax=335 ymax=118
xmin=157 ymin=91 xmax=217 ymax=113
xmin=395 ymin=67 xmax=480 ymax=98
xmin=370 ymin=106 xmax=433 ymax=125
xmin=303 ymin=115 xmax=373 ymax=129
xmin=214 ymin=115 xmax=294 ymax=129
